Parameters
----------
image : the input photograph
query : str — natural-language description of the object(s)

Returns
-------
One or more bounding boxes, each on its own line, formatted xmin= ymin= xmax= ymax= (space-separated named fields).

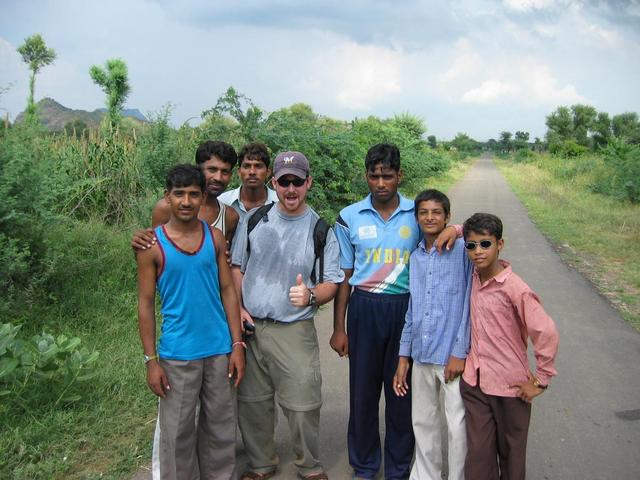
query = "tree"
xmin=450 ymin=132 xmax=479 ymax=155
xmin=571 ymin=104 xmax=597 ymax=147
xmin=201 ymin=86 xmax=264 ymax=142
xmin=592 ymin=112 xmax=611 ymax=149
xmin=533 ymin=137 xmax=543 ymax=152
xmin=545 ymin=106 xmax=572 ymax=147
xmin=391 ymin=113 xmax=426 ymax=142
xmin=612 ymin=112 xmax=640 ymax=144
xmin=16 ymin=34 xmax=56 ymax=120
xmin=514 ymin=131 xmax=530 ymax=150
xmin=499 ymin=131 xmax=512 ymax=152
xmin=89 ymin=58 xmax=131 ymax=131
xmin=427 ymin=135 xmax=437 ymax=149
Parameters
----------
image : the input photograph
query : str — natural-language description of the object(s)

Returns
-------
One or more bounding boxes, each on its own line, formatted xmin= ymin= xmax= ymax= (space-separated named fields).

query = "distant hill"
xmin=15 ymin=98 xmax=148 ymax=131
xmin=96 ymin=107 xmax=147 ymax=122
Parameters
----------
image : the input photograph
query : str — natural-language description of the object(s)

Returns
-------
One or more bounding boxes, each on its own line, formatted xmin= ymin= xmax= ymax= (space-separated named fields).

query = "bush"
xmin=513 ymin=148 xmax=535 ymax=163
xmin=595 ymin=140 xmax=640 ymax=202
xmin=550 ymin=139 xmax=589 ymax=158
xmin=0 ymin=323 xmax=99 ymax=411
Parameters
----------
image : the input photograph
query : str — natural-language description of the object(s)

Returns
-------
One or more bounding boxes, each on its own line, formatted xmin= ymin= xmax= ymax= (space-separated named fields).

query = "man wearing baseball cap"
xmin=231 ymin=151 xmax=344 ymax=480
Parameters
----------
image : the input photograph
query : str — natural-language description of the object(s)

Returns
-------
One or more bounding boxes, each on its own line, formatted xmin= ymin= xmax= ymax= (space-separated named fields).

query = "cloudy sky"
xmin=1 ymin=0 xmax=639 ymax=140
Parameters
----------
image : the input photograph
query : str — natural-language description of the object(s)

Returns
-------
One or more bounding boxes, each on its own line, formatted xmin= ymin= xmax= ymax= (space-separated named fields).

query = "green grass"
xmin=0 ymin=221 xmax=157 ymax=479
xmin=496 ymin=157 xmax=640 ymax=330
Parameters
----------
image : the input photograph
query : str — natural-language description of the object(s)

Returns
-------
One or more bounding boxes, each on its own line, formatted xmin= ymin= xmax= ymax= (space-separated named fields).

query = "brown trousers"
xmin=460 ymin=377 xmax=531 ymax=480
xmin=158 ymin=355 xmax=235 ymax=480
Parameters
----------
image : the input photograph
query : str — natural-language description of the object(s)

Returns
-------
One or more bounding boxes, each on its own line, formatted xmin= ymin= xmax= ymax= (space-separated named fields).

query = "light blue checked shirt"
xmin=399 ymin=238 xmax=473 ymax=365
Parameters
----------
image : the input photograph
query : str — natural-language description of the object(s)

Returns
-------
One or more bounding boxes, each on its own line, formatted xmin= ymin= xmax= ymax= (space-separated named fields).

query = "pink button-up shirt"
xmin=462 ymin=260 xmax=559 ymax=397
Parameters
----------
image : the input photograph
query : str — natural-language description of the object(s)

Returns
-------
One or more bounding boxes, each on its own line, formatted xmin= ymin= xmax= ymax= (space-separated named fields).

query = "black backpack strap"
xmin=310 ymin=218 xmax=330 ymax=284
xmin=246 ymin=203 xmax=275 ymax=256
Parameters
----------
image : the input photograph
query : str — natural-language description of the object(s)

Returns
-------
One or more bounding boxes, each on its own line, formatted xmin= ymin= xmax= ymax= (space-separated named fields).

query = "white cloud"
xmin=532 ymin=23 xmax=558 ymax=39
xmin=303 ymin=38 xmax=403 ymax=110
xmin=0 ymin=37 xmax=24 ymax=81
xmin=502 ymin=0 xmax=556 ymax=12
xmin=440 ymin=38 xmax=483 ymax=83
xmin=448 ymin=40 xmax=588 ymax=107
xmin=581 ymin=21 xmax=621 ymax=47
xmin=523 ymin=60 xmax=587 ymax=105
xmin=461 ymin=58 xmax=588 ymax=108
xmin=462 ymin=80 xmax=520 ymax=103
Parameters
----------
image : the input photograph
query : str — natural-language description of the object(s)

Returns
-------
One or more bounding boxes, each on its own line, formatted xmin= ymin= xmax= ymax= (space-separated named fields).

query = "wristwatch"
xmin=308 ymin=290 xmax=317 ymax=307
xmin=143 ymin=354 xmax=158 ymax=364
xmin=533 ymin=378 xmax=548 ymax=390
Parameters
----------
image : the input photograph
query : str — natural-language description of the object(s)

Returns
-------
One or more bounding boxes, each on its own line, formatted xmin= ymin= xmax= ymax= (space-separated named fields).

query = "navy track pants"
xmin=347 ymin=288 xmax=414 ymax=479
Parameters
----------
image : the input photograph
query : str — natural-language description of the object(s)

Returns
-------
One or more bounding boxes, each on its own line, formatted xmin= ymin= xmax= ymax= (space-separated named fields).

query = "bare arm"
xmin=231 ymin=265 xmax=254 ymax=335
xmin=222 ymin=207 xmax=239 ymax=266
xmin=330 ymin=268 xmax=353 ymax=357
xmin=136 ymin=246 xmax=170 ymax=397
xmin=224 ymin=207 xmax=239 ymax=246
xmin=314 ymin=282 xmax=339 ymax=306
xmin=213 ymin=229 xmax=245 ymax=387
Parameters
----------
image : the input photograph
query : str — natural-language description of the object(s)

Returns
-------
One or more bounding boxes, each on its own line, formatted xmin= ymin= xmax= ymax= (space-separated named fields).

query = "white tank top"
xmin=211 ymin=201 xmax=227 ymax=237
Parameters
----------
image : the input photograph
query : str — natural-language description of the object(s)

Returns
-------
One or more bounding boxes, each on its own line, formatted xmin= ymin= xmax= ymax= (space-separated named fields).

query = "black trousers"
xmin=347 ymin=288 xmax=414 ymax=479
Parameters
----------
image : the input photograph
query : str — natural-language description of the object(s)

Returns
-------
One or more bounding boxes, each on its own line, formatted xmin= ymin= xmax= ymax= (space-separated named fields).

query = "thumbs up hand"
xmin=289 ymin=273 xmax=310 ymax=307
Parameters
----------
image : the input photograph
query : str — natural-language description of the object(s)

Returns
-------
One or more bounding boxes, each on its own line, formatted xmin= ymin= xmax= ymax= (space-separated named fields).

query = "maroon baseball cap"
xmin=273 ymin=151 xmax=310 ymax=179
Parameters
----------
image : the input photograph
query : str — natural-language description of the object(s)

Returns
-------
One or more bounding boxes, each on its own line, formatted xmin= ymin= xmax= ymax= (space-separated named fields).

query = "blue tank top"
xmin=155 ymin=221 xmax=231 ymax=360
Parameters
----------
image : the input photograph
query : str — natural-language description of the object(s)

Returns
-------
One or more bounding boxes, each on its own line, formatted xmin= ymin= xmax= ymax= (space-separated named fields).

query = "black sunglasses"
xmin=276 ymin=177 xmax=306 ymax=188
xmin=464 ymin=240 xmax=494 ymax=250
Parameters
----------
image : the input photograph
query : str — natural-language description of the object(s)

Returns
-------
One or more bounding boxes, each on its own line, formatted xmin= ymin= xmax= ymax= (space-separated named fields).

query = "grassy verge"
xmin=496 ymin=157 xmax=640 ymax=330
xmin=1 ymin=221 xmax=157 ymax=479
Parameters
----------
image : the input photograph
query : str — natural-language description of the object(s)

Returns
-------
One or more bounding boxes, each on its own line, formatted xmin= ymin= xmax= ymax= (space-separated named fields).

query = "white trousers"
xmin=410 ymin=363 xmax=467 ymax=480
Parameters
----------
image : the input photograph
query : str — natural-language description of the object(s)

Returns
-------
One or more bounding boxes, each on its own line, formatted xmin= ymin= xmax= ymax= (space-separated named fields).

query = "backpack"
xmin=246 ymin=203 xmax=330 ymax=284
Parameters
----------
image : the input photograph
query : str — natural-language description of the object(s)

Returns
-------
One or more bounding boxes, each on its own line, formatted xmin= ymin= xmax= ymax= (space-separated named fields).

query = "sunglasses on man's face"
xmin=276 ymin=177 xmax=306 ymax=188
xmin=464 ymin=240 xmax=494 ymax=250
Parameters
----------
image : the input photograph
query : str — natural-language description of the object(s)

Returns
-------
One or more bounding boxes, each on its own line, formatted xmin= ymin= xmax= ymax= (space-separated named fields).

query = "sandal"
xmin=302 ymin=473 xmax=328 ymax=480
xmin=241 ymin=471 xmax=276 ymax=480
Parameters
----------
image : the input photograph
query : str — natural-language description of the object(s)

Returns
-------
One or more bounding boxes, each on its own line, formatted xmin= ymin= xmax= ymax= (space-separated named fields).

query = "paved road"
xmin=446 ymin=156 xmax=640 ymax=480
xmin=137 ymin=156 xmax=640 ymax=479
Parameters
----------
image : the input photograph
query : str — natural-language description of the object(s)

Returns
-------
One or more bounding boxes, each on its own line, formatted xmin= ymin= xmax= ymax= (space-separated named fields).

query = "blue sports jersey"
xmin=155 ymin=221 xmax=231 ymax=360
xmin=335 ymin=194 xmax=420 ymax=294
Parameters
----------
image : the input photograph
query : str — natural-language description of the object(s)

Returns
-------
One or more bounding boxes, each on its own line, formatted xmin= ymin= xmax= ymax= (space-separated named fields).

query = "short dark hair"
xmin=414 ymin=189 xmax=450 ymax=218
xmin=195 ymin=140 xmax=238 ymax=167
xmin=365 ymin=143 xmax=401 ymax=172
xmin=463 ymin=213 xmax=503 ymax=240
xmin=238 ymin=142 xmax=270 ymax=168
xmin=165 ymin=164 xmax=206 ymax=192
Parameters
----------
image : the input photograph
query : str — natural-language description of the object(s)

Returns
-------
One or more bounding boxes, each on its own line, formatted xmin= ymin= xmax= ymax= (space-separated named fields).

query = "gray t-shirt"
xmin=231 ymin=204 xmax=344 ymax=323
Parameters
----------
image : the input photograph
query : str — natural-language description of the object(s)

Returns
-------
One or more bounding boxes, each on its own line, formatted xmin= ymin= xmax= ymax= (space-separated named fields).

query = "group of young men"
xmin=135 ymin=140 xmax=560 ymax=480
